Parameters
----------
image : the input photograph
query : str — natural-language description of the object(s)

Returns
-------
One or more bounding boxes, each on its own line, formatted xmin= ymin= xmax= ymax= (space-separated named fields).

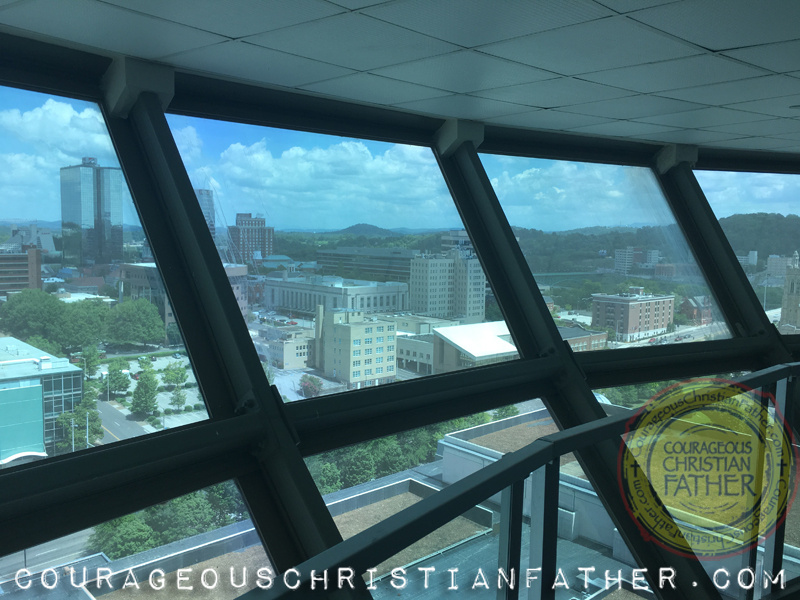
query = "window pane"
xmin=694 ymin=170 xmax=800 ymax=334
xmin=0 ymin=85 xmax=207 ymax=467
xmin=479 ymin=154 xmax=731 ymax=348
xmin=166 ymin=115 xmax=518 ymax=399
xmin=0 ymin=481 xmax=271 ymax=597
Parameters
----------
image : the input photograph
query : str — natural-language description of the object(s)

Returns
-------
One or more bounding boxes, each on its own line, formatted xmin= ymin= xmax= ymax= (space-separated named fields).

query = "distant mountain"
xmin=0 ymin=219 xmax=62 ymax=230
xmin=390 ymin=227 xmax=453 ymax=235
xmin=332 ymin=224 xmax=404 ymax=237
xmin=550 ymin=225 xmax=641 ymax=236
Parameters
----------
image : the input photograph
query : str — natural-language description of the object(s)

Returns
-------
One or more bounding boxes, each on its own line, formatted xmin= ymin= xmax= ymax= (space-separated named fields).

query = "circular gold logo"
xmin=618 ymin=379 xmax=797 ymax=558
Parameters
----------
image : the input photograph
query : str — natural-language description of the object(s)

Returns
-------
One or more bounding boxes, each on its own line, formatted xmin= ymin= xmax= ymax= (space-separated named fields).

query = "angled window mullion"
xmin=436 ymin=139 xmax=721 ymax=600
xmin=105 ymin=90 xmax=349 ymax=574
xmin=653 ymin=160 xmax=793 ymax=367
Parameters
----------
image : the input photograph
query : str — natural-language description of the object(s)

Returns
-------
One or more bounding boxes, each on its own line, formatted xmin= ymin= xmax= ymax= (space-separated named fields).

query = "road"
xmin=96 ymin=400 xmax=147 ymax=444
xmin=0 ymin=530 xmax=93 ymax=581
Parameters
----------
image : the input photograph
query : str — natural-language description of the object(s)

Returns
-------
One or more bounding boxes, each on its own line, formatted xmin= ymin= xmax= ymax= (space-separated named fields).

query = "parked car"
xmin=648 ymin=338 xmax=657 ymax=343
xmin=287 ymin=321 xmax=298 ymax=325
xmin=674 ymin=335 xmax=684 ymax=341
xmin=130 ymin=372 xmax=140 ymax=380
xmin=150 ymin=355 xmax=158 ymax=362
xmin=172 ymin=352 xmax=182 ymax=359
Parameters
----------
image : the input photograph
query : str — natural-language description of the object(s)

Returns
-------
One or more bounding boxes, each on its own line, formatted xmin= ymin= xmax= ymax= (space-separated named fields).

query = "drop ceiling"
xmin=2 ymin=0 xmax=800 ymax=153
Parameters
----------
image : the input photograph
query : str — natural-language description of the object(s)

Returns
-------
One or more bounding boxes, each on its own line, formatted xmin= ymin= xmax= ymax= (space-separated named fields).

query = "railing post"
xmin=498 ymin=479 xmax=525 ymax=600
xmin=528 ymin=460 xmax=559 ymax=600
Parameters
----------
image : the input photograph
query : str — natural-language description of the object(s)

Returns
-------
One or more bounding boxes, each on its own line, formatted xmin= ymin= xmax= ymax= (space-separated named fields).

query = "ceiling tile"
xmin=362 ymin=0 xmax=612 ymax=47
xmin=167 ymin=41 xmax=354 ymax=87
xmin=630 ymin=0 xmax=800 ymax=51
xmin=394 ymin=95 xmax=528 ymax=120
xmin=0 ymin=0 xmax=225 ymax=59
xmin=594 ymin=0 xmax=682 ymax=12
xmin=630 ymin=129 xmax=746 ymax=144
xmin=579 ymin=55 xmax=766 ymax=93
xmin=480 ymin=16 xmax=699 ymax=76
xmin=723 ymin=40 xmax=800 ymax=74
xmin=726 ymin=94 xmax=800 ymax=118
xmin=301 ymin=73 xmax=450 ymax=105
xmin=485 ymin=110 xmax=612 ymax=130
xmin=633 ymin=107 xmax=774 ymax=128
xmin=326 ymin=0 xmax=392 ymax=8
xmin=560 ymin=94 xmax=703 ymax=119
xmin=245 ymin=13 xmax=457 ymax=71
xmin=101 ymin=0 xmax=344 ymax=38
xmin=704 ymin=119 xmax=800 ymax=136
xmin=567 ymin=121 xmax=680 ymax=137
xmin=658 ymin=75 xmax=800 ymax=105
xmin=770 ymin=132 xmax=800 ymax=142
xmin=704 ymin=137 xmax=800 ymax=150
xmin=473 ymin=77 xmax=634 ymax=108
xmin=372 ymin=51 xmax=556 ymax=94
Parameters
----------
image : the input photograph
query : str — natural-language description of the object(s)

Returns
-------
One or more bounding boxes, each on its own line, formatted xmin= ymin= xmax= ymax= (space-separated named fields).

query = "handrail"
xmin=248 ymin=364 xmax=799 ymax=598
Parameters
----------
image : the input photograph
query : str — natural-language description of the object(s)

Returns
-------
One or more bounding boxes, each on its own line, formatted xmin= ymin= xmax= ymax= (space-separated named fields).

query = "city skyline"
xmin=1 ymin=92 xmax=799 ymax=230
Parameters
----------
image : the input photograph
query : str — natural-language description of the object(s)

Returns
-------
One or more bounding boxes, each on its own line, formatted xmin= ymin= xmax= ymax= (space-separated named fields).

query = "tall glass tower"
xmin=60 ymin=157 xmax=124 ymax=267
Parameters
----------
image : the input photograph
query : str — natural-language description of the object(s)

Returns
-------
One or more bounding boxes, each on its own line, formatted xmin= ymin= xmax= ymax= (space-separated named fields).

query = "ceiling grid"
xmin=0 ymin=0 xmax=799 ymax=151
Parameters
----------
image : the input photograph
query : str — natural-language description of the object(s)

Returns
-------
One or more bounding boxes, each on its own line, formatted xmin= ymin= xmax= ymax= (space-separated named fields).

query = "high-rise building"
xmin=194 ymin=189 xmax=215 ymax=238
xmin=60 ymin=157 xmax=123 ymax=267
xmin=780 ymin=251 xmax=800 ymax=333
xmin=410 ymin=248 xmax=486 ymax=324
xmin=0 ymin=248 xmax=41 ymax=297
xmin=228 ymin=213 xmax=274 ymax=264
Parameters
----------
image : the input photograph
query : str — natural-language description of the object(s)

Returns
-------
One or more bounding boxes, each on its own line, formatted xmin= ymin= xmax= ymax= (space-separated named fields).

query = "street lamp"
xmin=102 ymin=371 xmax=109 ymax=401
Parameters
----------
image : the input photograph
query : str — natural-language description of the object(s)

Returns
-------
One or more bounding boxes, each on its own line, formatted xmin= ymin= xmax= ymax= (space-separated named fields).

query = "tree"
xmin=299 ymin=374 xmax=323 ymax=398
xmin=131 ymin=366 xmax=159 ymax=415
xmin=169 ymin=386 xmax=187 ymax=411
xmin=106 ymin=299 xmax=165 ymax=346
xmin=80 ymin=345 xmax=100 ymax=378
xmin=166 ymin=323 xmax=182 ymax=346
xmin=162 ymin=361 xmax=188 ymax=387
xmin=337 ymin=445 xmax=376 ymax=488
xmin=57 ymin=300 xmax=108 ymax=351
xmin=88 ymin=514 xmax=159 ymax=560
xmin=25 ymin=335 xmax=64 ymax=357
xmin=45 ymin=282 xmax=59 ymax=293
xmin=206 ymin=482 xmax=249 ymax=527
xmin=0 ymin=289 xmax=65 ymax=340
xmin=55 ymin=385 xmax=104 ymax=453
xmin=99 ymin=283 xmax=118 ymax=298
xmin=314 ymin=463 xmax=342 ymax=495
xmin=107 ymin=364 xmax=131 ymax=394
xmin=145 ymin=492 xmax=216 ymax=545
xmin=493 ymin=405 xmax=520 ymax=421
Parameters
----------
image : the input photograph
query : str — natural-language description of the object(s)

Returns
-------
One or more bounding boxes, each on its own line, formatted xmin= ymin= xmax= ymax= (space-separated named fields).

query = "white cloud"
xmin=484 ymin=157 xmax=671 ymax=231
xmin=172 ymin=125 xmax=203 ymax=165
xmin=198 ymin=138 xmax=460 ymax=230
xmin=0 ymin=98 xmax=121 ymax=220
xmin=694 ymin=170 xmax=800 ymax=218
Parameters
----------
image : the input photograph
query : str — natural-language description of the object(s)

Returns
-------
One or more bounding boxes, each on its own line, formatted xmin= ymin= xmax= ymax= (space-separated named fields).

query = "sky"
xmin=0 ymin=87 xmax=798 ymax=231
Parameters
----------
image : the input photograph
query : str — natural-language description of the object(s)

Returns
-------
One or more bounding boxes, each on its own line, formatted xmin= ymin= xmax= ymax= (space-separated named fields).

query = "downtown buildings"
xmin=410 ymin=248 xmax=486 ymax=324
xmin=60 ymin=157 xmax=124 ymax=267
xmin=591 ymin=287 xmax=675 ymax=342
xmin=0 ymin=337 xmax=82 ymax=463
xmin=228 ymin=213 xmax=275 ymax=264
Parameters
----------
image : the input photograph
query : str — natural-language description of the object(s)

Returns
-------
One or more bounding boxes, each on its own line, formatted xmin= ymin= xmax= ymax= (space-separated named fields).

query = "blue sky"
xmin=0 ymin=87 xmax=798 ymax=231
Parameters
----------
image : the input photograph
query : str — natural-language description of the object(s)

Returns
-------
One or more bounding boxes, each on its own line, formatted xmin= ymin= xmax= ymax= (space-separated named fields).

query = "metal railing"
xmin=248 ymin=364 xmax=800 ymax=600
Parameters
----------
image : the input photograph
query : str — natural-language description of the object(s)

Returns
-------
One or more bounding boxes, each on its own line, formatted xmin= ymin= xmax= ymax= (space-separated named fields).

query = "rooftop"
xmin=0 ymin=337 xmax=79 ymax=380
xmin=433 ymin=321 xmax=518 ymax=360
